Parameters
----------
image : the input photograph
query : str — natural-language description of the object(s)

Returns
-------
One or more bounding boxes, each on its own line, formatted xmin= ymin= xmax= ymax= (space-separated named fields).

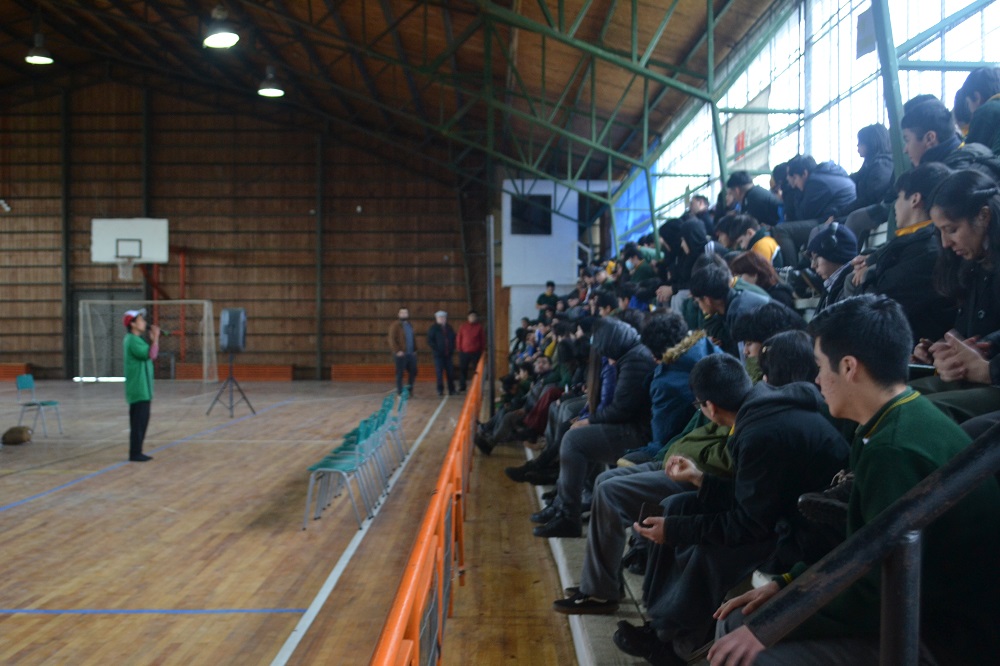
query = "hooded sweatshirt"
xmin=588 ymin=318 xmax=655 ymax=433
xmin=796 ymin=161 xmax=857 ymax=221
xmin=663 ymin=381 xmax=849 ymax=569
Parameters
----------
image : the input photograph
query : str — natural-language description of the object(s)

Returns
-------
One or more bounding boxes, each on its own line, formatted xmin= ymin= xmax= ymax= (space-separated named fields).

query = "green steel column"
xmin=645 ymin=168 xmax=660 ymax=260
xmin=707 ymin=0 xmax=728 ymax=187
xmin=871 ymin=0 xmax=908 ymax=176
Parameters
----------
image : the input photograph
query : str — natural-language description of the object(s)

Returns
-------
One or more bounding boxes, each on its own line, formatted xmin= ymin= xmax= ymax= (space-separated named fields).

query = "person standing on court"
xmin=388 ymin=306 xmax=417 ymax=396
xmin=455 ymin=310 xmax=486 ymax=393
xmin=427 ymin=310 xmax=457 ymax=396
xmin=123 ymin=308 xmax=159 ymax=462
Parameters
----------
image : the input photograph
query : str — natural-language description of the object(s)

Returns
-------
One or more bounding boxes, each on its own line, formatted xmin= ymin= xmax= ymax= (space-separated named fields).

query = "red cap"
xmin=123 ymin=308 xmax=146 ymax=330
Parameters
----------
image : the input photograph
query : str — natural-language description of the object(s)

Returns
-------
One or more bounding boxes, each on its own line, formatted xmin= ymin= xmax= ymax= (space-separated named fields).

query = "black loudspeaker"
xmin=220 ymin=308 xmax=247 ymax=353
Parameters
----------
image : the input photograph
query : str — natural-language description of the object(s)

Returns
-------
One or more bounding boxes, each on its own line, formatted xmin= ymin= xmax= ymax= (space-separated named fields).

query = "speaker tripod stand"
xmin=207 ymin=352 xmax=256 ymax=418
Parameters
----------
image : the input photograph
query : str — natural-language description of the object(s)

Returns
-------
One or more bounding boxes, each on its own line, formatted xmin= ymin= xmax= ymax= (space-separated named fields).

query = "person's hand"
xmin=150 ymin=324 xmax=161 ymax=340
xmin=707 ymin=625 xmax=767 ymax=666
xmin=656 ymin=284 xmax=674 ymax=304
xmin=934 ymin=331 xmax=992 ymax=384
xmin=632 ymin=515 xmax=666 ymax=544
xmin=714 ymin=581 xmax=780 ymax=621
xmin=665 ymin=455 xmax=704 ymax=487
xmin=570 ymin=418 xmax=589 ymax=430
xmin=912 ymin=338 xmax=935 ymax=364
xmin=396 ymin=351 xmax=404 ymax=357
xmin=850 ymin=255 xmax=868 ymax=287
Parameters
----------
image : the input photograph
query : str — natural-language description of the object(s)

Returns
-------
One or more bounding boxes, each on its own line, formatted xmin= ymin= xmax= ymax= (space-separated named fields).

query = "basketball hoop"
xmin=116 ymin=258 xmax=136 ymax=281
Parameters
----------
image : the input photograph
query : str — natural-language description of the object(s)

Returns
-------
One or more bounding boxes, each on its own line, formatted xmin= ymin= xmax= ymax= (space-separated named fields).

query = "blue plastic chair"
xmin=16 ymin=374 xmax=62 ymax=437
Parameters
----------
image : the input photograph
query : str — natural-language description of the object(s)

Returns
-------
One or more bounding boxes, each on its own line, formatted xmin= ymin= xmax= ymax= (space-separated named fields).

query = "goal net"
xmin=77 ymin=299 xmax=218 ymax=382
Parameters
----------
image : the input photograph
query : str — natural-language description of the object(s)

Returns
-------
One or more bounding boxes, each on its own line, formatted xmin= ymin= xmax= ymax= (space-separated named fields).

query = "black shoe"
xmin=475 ymin=433 xmax=496 ymax=456
xmin=530 ymin=503 xmax=560 ymax=524
xmin=504 ymin=463 xmax=534 ymax=482
xmin=622 ymin=545 xmax=648 ymax=576
xmin=533 ymin=513 xmax=581 ymax=538
xmin=129 ymin=454 xmax=153 ymax=462
xmin=541 ymin=488 xmax=557 ymax=502
xmin=524 ymin=470 xmax=559 ymax=486
xmin=553 ymin=590 xmax=619 ymax=615
xmin=613 ymin=621 xmax=684 ymax=665
xmin=449 ymin=391 xmax=458 ymax=396
xmin=797 ymin=492 xmax=848 ymax=530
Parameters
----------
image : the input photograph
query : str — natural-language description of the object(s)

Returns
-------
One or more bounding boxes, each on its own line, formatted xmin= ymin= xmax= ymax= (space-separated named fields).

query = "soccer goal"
xmin=77 ymin=299 xmax=218 ymax=382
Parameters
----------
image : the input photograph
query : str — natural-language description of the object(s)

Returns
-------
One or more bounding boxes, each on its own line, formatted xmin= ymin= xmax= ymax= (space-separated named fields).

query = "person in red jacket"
xmin=456 ymin=310 xmax=487 ymax=393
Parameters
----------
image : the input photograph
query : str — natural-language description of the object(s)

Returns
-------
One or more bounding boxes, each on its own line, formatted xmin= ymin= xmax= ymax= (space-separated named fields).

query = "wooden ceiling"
xmin=0 ymin=0 xmax=774 ymax=187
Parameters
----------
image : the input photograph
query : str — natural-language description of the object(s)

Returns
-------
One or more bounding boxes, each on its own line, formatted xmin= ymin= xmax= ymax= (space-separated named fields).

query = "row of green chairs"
xmin=302 ymin=387 xmax=411 ymax=529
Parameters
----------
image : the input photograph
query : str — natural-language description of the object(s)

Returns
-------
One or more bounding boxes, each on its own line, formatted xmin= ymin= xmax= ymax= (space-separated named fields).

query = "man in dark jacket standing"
xmin=532 ymin=317 xmax=656 ymax=538
xmin=427 ymin=310 xmax=457 ymax=396
xmin=616 ymin=354 xmax=848 ymax=662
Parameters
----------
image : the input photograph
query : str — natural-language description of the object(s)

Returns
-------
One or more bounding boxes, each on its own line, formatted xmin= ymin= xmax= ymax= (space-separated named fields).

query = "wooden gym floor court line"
xmin=0 ymin=380 xmax=464 ymax=665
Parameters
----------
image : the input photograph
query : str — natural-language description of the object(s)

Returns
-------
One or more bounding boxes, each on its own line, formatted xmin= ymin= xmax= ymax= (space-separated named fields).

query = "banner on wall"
xmin=724 ymin=87 xmax=771 ymax=173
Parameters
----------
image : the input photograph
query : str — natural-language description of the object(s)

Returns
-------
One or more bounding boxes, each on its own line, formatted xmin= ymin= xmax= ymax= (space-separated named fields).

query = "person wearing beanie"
xmin=726 ymin=170 xmax=782 ymax=227
xmin=806 ymin=222 xmax=858 ymax=312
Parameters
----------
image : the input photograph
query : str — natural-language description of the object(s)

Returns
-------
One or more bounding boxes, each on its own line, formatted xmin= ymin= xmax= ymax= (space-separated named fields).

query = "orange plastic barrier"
xmin=370 ymin=357 xmax=483 ymax=666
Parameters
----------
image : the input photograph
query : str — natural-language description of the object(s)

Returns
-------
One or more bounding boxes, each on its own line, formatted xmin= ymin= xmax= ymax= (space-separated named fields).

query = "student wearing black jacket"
xmin=852 ymin=163 xmax=955 ymax=344
xmin=912 ymin=169 xmax=1000 ymax=423
xmin=846 ymin=124 xmax=895 ymax=214
xmin=532 ymin=317 xmax=655 ymax=538
xmin=786 ymin=155 xmax=857 ymax=221
xmin=614 ymin=355 xmax=848 ymax=662
xmin=726 ymin=171 xmax=782 ymax=227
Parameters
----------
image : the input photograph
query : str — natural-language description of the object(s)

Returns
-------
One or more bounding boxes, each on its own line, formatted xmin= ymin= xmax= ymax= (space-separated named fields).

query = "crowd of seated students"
xmin=477 ymin=67 xmax=1000 ymax=665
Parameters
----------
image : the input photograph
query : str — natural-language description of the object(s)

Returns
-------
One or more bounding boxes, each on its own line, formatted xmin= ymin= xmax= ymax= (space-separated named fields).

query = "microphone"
xmin=151 ymin=325 xmax=172 ymax=336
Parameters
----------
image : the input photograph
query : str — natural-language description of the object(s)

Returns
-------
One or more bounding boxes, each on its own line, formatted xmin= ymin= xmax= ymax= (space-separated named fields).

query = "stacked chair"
xmin=303 ymin=388 xmax=411 ymax=529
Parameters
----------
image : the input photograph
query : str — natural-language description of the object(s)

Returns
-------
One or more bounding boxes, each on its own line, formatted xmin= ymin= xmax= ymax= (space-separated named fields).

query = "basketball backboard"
xmin=91 ymin=218 xmax=169 ymax=264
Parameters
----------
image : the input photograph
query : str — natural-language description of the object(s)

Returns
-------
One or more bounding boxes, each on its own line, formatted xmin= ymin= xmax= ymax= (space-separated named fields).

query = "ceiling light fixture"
xmin=25 ymin=33 xmax=53 ymax=65
xmin=203 ymin=4 xmax=239 ymax=49
xmin=258 ymin=66 xmax=284 ymax=98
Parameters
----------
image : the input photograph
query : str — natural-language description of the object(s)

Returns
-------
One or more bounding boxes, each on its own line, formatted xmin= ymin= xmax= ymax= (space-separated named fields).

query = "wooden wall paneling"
xmin=0 ymin=95 xmax=64 ymax=370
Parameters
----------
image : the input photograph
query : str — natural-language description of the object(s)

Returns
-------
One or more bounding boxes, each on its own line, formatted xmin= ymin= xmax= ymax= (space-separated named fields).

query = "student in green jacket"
xmin=123 ymin=308 xmax=160 ymax=462
xmin=709 ymin=295 xmax=1000 ymax=666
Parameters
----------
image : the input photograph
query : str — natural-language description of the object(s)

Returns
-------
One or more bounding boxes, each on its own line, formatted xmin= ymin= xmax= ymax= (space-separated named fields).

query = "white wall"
xmin=501 ymin=180 xmax=582 ymax=340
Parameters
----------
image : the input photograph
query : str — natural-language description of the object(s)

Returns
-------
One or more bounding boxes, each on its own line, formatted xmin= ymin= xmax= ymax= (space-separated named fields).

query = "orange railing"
xmin=370 ymin=357 xmax=484 ymax=666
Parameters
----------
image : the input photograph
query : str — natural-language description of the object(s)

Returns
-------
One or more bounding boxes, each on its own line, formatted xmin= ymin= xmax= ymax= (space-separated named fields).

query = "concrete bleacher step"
xmin=527 ymin=454 xmax=711 ymax=665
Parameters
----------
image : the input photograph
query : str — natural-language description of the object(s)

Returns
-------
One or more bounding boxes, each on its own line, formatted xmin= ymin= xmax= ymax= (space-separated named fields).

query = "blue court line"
xmin=0 ymin=399 xmax=293 ymax=515
xmin=0 ymin=608 xmax=305 ymax=615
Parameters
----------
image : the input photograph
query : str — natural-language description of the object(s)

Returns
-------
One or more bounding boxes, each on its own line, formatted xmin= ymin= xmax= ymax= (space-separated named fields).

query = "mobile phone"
xmin=638 ymin=502 xmax=664 ymax=527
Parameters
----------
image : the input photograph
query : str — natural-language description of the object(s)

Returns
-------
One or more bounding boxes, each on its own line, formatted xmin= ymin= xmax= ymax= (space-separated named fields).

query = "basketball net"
xmin=116 ymin=258 xmax=136 ymax=281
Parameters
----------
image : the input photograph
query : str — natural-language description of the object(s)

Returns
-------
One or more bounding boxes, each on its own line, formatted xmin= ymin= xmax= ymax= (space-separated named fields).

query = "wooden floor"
xmin=0 ymin=380 xmax=457 ymax=665
xmin=441 ymin=443 xmax=577 ymax=666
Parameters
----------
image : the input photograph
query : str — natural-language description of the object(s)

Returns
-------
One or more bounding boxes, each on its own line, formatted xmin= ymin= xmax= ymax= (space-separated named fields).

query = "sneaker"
xmin=530 ymin=503 xmax=560 ymax=524
xmin=475 ymin=433 xmax=496 ymax=456
xmin=533 ymin=513 xmax=582 ymax=538
xmin=524 ymin=470 xmax=559 ymax=486
xmin=504 ymin=464 xmax=534 ymax=482
xmin=613 ymin=621 xmax=685 ymax=666
xmin=552 ymin=590 xmax=618 ymax=615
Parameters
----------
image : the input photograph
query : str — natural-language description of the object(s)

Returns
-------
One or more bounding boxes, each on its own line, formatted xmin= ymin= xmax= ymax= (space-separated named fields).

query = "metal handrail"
xmin=745 ymin=422 xmax=1000 ymax=665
